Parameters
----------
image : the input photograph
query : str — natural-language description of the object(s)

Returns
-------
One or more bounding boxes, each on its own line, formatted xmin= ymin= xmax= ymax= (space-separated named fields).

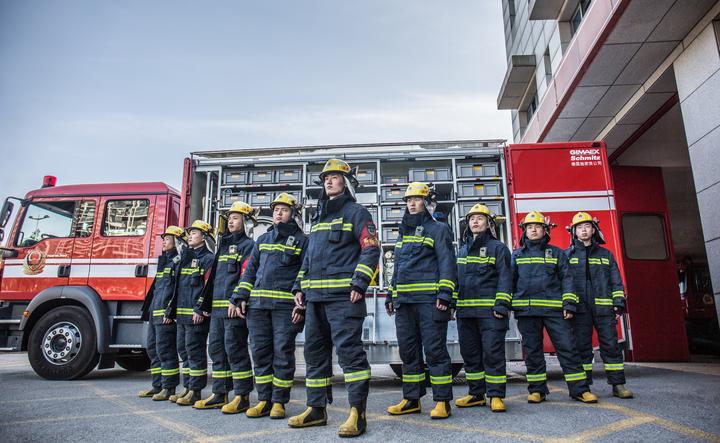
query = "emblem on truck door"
xmin=23 ymin=250 xmax=47 ymax=275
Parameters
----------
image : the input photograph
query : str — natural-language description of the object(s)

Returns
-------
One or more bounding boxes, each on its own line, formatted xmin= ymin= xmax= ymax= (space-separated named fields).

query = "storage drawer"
xmin=381 ymin=206 xmax=404 ymax=222
xmin=307 ymin=171 xmax=322 ymax=186
xmin=457 ymin=182 xmax=502 ymax=198
xmin=382 ymin=175 xmax=407 ymax=185
xmin=382 ymin=226 xmax=400 ymax=243
xmin=408 ymin=167 xmax=451 ymax=182
xmin=249 ymin=170 xmax=274 ymax=184
xmin=277 ymin=167 xmax=302 ymax=183
xmin=366 ymin=206 xmax=378 ymax=225
xmin=222 ymin=190 xmax=247 ymax=207
xmin=457 ymin=200 xmax=504 ymax=217
xmin=456 ymin=162 xmax=500 ymax=178
xmin=356 ymin=193 xmax=378 ymax=204
xmin=356 ymin=168 xmax=377 ymax=184
xmin=224 ymin=170 xmax=248 ymax=185
xmin=381 ymin=187 xmax=404 ymax=201
xmin=249 ymin=191 xmax=275 ymax=206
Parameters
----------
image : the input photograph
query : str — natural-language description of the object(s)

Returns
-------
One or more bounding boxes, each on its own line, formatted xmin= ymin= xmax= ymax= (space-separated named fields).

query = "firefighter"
xmin=454 ymin=204 xmax=512 ymax=413
xmin=512 ymin=211 xmax=598 ymax=404
xmin=139 ymin=226 xmax=186 ymax=400
xmin=287 ymin=159 xmax=380 ymax=438
xmin=173 ymin=220 xmax=216 ymax=406
xmin=565 ymin=212 xmax=633 ymax=399
xmin=193 ymin=202 xmax=256 ymax=411
xmin=231 ymin=193 xmax=308 ymax=419
xmin=385 ymin=182 xmax=457 ymax=420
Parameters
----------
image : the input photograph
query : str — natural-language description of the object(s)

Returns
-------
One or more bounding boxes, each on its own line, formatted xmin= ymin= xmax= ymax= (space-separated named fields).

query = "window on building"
xmin=526 ymin=93 xmax=539 ymax=122
xmin=102 ymin=199 xmax=149 ymax=237
xmin=713 ymin=19 xmax=720 ymax=55
xmin=508 ymin=0 xmax=516 ymax=31
xmin=621 ymin=213 xmax=668 ymax=260
xmin=15 ymin=201 xmax=76 ymax=247
xmin=570 ymin=0 xmax=593 ymax=37
xmin=543 ymin=46 xmax=552 ymax=86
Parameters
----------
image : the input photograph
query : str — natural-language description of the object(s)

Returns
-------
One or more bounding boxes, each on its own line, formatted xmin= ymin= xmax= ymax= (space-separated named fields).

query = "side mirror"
xmin=0 ymin=228 xmax=4 ymax=242
xmin=0 ymin=200 xmax=13 ymax=228
xmin=0 ymin=248 xmax=18 ymax=259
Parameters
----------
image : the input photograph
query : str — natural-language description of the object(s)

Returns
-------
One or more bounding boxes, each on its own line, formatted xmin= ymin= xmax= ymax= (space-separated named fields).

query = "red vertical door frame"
xmin=611 ymin=166 xmax=689 ymax=361
xmin=69 ymin=198 xmax=99 ymax=286
xmin=180 ymin=157 xmax=193 ymax=227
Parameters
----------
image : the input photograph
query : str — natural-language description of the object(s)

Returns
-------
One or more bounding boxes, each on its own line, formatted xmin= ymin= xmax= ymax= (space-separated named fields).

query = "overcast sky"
xmin=0 ymin=1 xmax=512 ymax=197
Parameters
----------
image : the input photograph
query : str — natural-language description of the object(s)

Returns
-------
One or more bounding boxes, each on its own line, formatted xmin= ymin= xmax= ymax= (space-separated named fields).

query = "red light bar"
xmin=42 ymin=176 xmax=57 ymax=188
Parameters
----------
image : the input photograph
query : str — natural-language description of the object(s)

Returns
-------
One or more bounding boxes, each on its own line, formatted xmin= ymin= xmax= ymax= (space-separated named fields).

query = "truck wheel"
xmin=116 ymin=352 xmax=151 ymax=371
xmin=27 ymin=306 xmax=100 ymax=380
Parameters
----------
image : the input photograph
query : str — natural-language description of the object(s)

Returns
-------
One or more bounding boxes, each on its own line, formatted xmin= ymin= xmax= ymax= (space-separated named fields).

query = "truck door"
xmin=88 ymin=196 xmax=155 ymax=300
xmin=0 ymin=198 xmax=79 ymax=300
xmin=506 ymin=141 xmax=626 ymax=352
xmin=68 ymin=199 xmax=98 ymax=286
xmin=611 ymin=166 xmax=689 ymax=361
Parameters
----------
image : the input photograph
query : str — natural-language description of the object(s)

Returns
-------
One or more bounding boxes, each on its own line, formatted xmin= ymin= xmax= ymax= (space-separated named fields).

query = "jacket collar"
xmin=318 ymin=194 xmax=350 ymax=219
xmin=401 ymin=209 xmax=432 ymax=231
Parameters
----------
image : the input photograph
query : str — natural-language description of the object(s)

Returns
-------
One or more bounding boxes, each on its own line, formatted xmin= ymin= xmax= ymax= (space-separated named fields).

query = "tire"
xmin=116 ymin=352 xmax=151 ymax=372
xmin=27 ymin=306 xmax=100 ymax=380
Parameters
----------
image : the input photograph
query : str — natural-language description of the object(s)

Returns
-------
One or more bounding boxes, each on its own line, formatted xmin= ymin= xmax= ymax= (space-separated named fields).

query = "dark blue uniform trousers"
xmin=177 ymin=321 xmax=210 ymax=391
xmin=457 ymin=316 xmax=508 ymax=398
xmin=208 ymin=316 xmax=253 ymax=395
xmin=571 ymin=311 xmax=626 ymax=385
xmin=146 ymin=322 xmax=180 ymax=389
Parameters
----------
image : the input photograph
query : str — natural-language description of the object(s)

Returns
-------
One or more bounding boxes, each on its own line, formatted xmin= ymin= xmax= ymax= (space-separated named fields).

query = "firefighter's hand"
xmin=238 ymin=301 xmax=247 ymax=319
xmin=614 ymin=306 xmax=625 ymax=318
xmin=492 ymin=310 xmax=505 ymax=319
xmin=350 ymin=289 xmax=364 ymax=304
xmin=228 ymin=305 xmax=237 ymax=318
xmin=192 ymin=313 xmax=205 ymax=324
xmin=436 ymin=299 xmax=449 ymax=311
xmin=563 ymin=310 xmax=574 ymax=320
xmin=291 ymin=306 xmax=304 ymax=324
xmin=162 ymin=317 xmax=174 ymax=325
xmin=294 ymin=292 xmax=305 ymax=308
xmin=385 ymin=302 xmax=395 ymax=316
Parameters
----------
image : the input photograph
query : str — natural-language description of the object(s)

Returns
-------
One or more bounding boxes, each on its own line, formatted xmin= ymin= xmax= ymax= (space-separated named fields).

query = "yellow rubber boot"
xmin=169 ymin=388 xmax=188 ymax=403
xmin=246 ymin=400 xmax=272 ymax=418
xmin=194 ymin=393 xmax=228 ymax=409
xmin=288 ymin=407 xmax=328 ymax=428
xmin=613 ymin=384 xmax=634 ymax=399
xmin=490 ymin=397 xmax=506 ymax=413
xmin=338 ymin=407 xmax=366 ymax=438
xmin=430 ymin=401 xmax=451 ymax=419
xmin=152 ymin=388 xmax=175 ymax=401
xmin=387 ymin=399 xmax=421 ymax=415
xmin=138 ymin=387 xmax=161 ymax=398
xmin=176 ymin=390 xmax=201 ymax=406
xmin=574 ymin=391 xmax=598 ymax=404
xmin=222 ymin=395 xmax=250 ymax=414
xmin=455 ymin=394 xmax=486 ymax=408
xmin=270 ymin=403 xmax=286 ymax=419
xmin=527 ymin=392 xmax=546 ymax=404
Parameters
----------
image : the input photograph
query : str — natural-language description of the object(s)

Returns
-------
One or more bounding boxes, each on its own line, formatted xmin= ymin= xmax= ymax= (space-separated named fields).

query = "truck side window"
xmin=14 ymin=201 xmax=76 ymax=247
xmin=102 ymin=199 xmax=149 ymax=237
xmin=72 ymin=201 xmax=96 ymax=238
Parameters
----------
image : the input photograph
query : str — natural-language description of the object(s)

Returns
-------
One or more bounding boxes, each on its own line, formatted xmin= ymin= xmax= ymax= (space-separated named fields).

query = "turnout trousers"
xmin=208 ymin=316 xmax=253 ymax=395
xmin=571 ymin=311 xmax=626 ymax=385
xmin=457 ymin=316 xmax=508 ymax=398
xmin=177 ymin=321 xmax=210 ymax=391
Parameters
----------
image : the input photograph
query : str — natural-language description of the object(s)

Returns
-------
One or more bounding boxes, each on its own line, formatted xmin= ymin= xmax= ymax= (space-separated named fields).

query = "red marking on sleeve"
xmin=240 ymin=257 xmax=250 ymax=276
xmin=359 ymin=223 xmax=379 ymax=249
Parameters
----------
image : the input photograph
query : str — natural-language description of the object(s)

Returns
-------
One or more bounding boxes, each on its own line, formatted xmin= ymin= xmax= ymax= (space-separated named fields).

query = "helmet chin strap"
xmin=343 ymin=176 xmax=356 ymax=200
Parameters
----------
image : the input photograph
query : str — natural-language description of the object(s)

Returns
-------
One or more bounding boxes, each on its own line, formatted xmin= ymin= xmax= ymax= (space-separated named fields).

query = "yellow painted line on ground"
xmin=0 ymin=410 xmax=147 ymax=426
xmin=88 ymin=385 xmax=209 ymax=441
xmin=3 ymin=393 xmax=132 ymax=404
xmin=192 ymin=427 xmax=296 ymax=443
xmin=546 ymin=416 xmax=656 ymax=443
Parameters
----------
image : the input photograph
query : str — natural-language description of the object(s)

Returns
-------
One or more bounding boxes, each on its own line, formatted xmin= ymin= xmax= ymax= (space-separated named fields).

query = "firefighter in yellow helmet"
xmin=454 ymin=204 xmax=512 ymax=412
xmin=193 ymin=201 xmax=257 ymax=412
xmin=288 ymin=158 xmax=380 ymax=437
xmin=511 ymin=211 xmax=598 ymax=404
xmin=139 ymin=226 xmax=186 ymax=400
xmin=565 ymin=212 xmax=632 ymax=399
xmin=172 ymin=220 xmax=216 ymax=406
xmin=231 ymin=193 xmax=308 ymax=419
xmin=386 ymin=182 xmax=458 ymax=419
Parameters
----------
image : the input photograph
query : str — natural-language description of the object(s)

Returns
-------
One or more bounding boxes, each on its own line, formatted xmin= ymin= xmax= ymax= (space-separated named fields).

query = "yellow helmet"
xmin=403 ymin=182 xmax=430 ymax=200
xmin=227 ymin=201 xmax=255 ymax=217
xmin=161 ymin=225 xmax=186 ymax=240
xmin=270 ymin=192 xmax=298 ymax=210
xmin=571 ymin=211 xmax=595 ymax=227
xmin=465 ymin=203 xmax=492 ymax=220
xmin=186 ymin=220 xmax=213 ymax=237
xmin=521 ymin=211 xmax=547 ymax=227
xmin=319 ymin=158 xmax=351 ymax=180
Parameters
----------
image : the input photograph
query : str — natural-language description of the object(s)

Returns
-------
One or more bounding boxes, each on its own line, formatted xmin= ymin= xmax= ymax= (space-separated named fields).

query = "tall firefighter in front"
xmin=385 ymin=182 xmax=457 ymax=419
xmin=454 ymin=204 xmax=512 ymax=413
xmin=565 ymin=211 xmax=632 ymax=399
xmin=231 ymin=193 xmax=308 ymax=419
xmin=288 ymin=159 xmax=380 ymax=438
xmin=193 ymin=202 xmax=257 ymax=411
xmin=511 ymin=211 xmax=598 ymax=404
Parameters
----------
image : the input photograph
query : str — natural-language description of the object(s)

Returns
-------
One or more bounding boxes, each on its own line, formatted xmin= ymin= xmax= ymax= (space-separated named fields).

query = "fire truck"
xmin=0 ymin=140 xmax=689 ymax=380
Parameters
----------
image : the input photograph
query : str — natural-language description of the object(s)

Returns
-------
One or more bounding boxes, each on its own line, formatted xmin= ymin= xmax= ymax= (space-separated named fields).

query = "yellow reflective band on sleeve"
xmin=583 ymin=363 xmax=593 ymax=371
xmin=250 ymin=289 xmax=294 ymax=300
xmin=588 ymin=258 xmax=610 ymax=265
xmin=595 ymin=298 xmax=613 ymax=306
xmin=604 ymin=363 xmax=624 ymax=371
xmin=218 ymin=254 xmax=241 ymax=262
xmin=176 ymin=308 xmax=195 ymax=316
xmin=311 ymin=218 xmax=354 ymax=233
xmin=355 ymin=264 xmax=374 ymax=279
xmin=300 ymin=278 xmax=353 ymax=290
xmin=569 ymin=258 xmax=579 ymax=264
xmin=180 ymin=268 xmax=200 ymax=275
xmin=515 ymin=257 xmax=557 ymax=265
xmin=182 ymin=367 xmax=190 ymax=375
xmin=495 ymin=292 xmax=512 ymax=302
xmin=259 ymin=244 xmax=302 ymax=255
xmin=255 ymin=374 xmax=273 ymax=384
xmin=398 ymin=235 xmax=435 ymax=248
xmin=564 ymin=372 xmax=587 ymax=382
xmin=465 ymin=371 xmax=485 ymax=380
xmin=344 ymin=369 xmax=371 ymax=383
xmin=402 ymin=373 xmax=426 ymax=383
xmin=452 ymin=291 xmax=458 ymax=300
xmin=395 ymin=282 xmax=439 ymax=293
xmin=438 ymin=279 xmax=456 ymax=290
xmin=612 ymin=291 xmax=625 ymax=298
xmin=526 ymin=373 xmax=547 ymax=382
xmin=150 ymin=367 xmax=162 ymax=374
xmin=562 ymin=293 xmax=579 ymax=303
xmin=212 ymin=370 xmax=232 ymax=379
xmin=232 ymin=370 xmax=253 ymax=379
xmin=161 ymin=368 xmax=180 ymax=376
xmin=155 ymin=268 xmax=174 ymax=279
xmin=152 ymin=309 xmax=165 ymax=317
xmin=189 ymin=369 xmax=208 ymax=376
xmin=485 ymin=374 xmax=507 ymax=384
xmin=236 ymin=281 xmax=254 ymax=292
xmin=456 ymin=298 xmax=494 ymax=307
xmin=430 ymin=375 xmax=452 ymax=385
xmin=305 ymin=377 xmax=332 ymax=388
xmin=297 ymin=270 xmax=305 ymax=278
xmin=272 ymin=376 xmax=294 ymax=388
xmin=512 ymin=299 xmax=563 ymax=308
xmin=457 ymin=256 xmax=497 ymax=265
xmin=212 ymin=300 xmax=230 ymax=308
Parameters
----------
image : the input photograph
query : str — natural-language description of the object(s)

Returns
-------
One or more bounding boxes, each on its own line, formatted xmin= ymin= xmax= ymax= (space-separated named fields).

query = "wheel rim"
xmin=42 ymin=321 xmax=82 ymax=365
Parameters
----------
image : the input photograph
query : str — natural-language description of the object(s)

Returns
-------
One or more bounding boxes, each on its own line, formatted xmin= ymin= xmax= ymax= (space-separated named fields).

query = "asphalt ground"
xmin=1 ymin=353 xmax=719 ymax=442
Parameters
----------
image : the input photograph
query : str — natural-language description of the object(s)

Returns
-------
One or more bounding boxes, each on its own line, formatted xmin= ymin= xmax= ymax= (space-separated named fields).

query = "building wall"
xmin=674 ymin=23 xmax=720 ymax=317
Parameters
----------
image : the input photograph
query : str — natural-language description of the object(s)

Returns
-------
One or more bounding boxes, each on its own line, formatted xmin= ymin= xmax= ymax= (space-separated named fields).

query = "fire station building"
xmin=497 ymin=0 xmax=720 ymax=359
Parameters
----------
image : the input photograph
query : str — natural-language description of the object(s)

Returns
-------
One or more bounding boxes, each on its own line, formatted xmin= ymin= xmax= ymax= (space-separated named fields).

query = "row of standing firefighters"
xmin=139 ymin=158 xmax=634 ymax=438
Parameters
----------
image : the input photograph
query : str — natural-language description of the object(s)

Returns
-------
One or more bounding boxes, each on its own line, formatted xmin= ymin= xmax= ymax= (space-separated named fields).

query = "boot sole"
xmin=455 ymin=402 xmax=486 ymax=408
xmin=246 ymin=411 xmax=270 ymax=418
xmin=339 ymin=428 xmax=366 ymax=438
xmin=270 ymin=414 xmax=286 ymax=419
xmin=430 ymin=414 xmax=451 ymax=420
xmin=491 ymin=408 xmax=506 ymax=413
xmin=288 ymin=419 xmax=328 ymax=428
xmin=387 ymin=408 xmax=421 ymax=416
xmin=573 ymin=397 xmax=598 ymax=404
xmin=613 ymin=393 xmax=634 ymax=399
xmin=152 ymin=397 xmax=171 ymax=402
xmin=193 ymin=404 xmax=227 ymax=409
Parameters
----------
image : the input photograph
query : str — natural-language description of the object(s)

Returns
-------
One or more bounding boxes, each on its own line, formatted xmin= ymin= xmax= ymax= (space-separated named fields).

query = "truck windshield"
xmin=15 ymin=201 xmax=75 ymax=247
